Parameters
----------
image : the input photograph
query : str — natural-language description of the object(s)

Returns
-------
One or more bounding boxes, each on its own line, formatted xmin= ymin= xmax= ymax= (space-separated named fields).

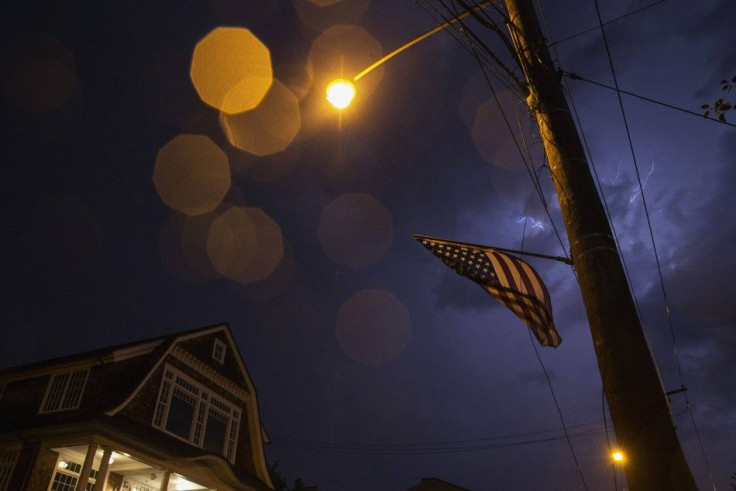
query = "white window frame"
xmin=212 ymin=339 xmax=226 ymax=364
xmin=40 ymin=369 xmax=89 ymax=413
xmin=152 ymin=365 xmax=240 ymax=463
xmin=48 ymin=456 xmax=97 ymax=491
xmin=0 ymin=451 xmax=19 ymax=491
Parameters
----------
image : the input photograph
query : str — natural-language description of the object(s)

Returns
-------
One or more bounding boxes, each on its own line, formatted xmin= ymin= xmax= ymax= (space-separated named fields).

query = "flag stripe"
xmin=416 ymin=236 xmax=561 ymax=348
xmin=488 ymin=252 xmax=546 ymax=329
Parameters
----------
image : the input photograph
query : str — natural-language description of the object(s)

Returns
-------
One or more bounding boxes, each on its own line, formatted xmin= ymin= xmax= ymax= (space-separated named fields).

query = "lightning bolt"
xmin=516 ymin=216 xmax=545 ymax=230
xmin=629 ymin=161 xmax=656 ymax=204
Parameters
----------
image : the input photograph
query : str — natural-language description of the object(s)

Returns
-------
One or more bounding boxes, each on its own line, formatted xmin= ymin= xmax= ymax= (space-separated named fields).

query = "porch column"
xmin=160 ymin=470 xmax=171 ymax=490
xmin=74 ymin=443 xmax=97 ymax=491
xmin=91 ymin=446 xmax=112 ymax=491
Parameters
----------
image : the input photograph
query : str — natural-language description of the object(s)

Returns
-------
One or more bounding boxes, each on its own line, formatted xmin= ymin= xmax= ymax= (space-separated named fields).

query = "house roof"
xmin=0 ymin=322 xmax=273 ymax=489
xmin=0 ymin=321 xmax=226 ymax=380
xmin=407 ymin=477 xmax=470 ymax=491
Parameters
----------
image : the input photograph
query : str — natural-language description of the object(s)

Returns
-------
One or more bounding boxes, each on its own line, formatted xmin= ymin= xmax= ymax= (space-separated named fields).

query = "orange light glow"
xmin=220 ymin=79 xmax=301 ymax=156
xmin=2 ymin=31 xmax=77 ymax=112
xmin=294 ymin=0 xmax=369 ymax=33
xmin=336 ymin=290 xmax=411 ymax=366
xmin=153 ymin=134 xmax=231 ymax=216
xmin=190 ymin=27 xmax=272 ymax=114
xmin=206 ymin=207 xmax=283 ymax=284
xmin=158 ymin=213 xmax=220 ymax=283
xmin=318 ymin=193 xmax=393 ymax=268
xmin=611 ymin=450 xmax=625 ymax=463
xmin=326 ymin=79 xmax=355 ymax=109
xmin=309 ymin=25 xmax=383 ymax=107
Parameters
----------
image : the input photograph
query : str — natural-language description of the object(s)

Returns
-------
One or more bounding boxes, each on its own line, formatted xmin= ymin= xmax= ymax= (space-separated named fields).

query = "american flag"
xmin=416 ymin=235 xmax=561 ymax=348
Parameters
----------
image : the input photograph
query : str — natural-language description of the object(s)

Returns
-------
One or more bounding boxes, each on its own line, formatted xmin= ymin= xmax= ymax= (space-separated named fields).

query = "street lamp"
xmin=323 ymin=0 xmax=698 ymax=488
xmin=611 ymin=450 xmax=626 ymax=464
xmin=326 ymin=79 xmax=355 ymax=109
xmin=325 ymin=0 xmax=492 ymax=109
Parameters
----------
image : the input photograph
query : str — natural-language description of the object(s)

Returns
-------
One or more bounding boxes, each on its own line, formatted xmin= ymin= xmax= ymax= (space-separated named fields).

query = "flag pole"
xmin=413 ymin=234 xmax=573 ymax=265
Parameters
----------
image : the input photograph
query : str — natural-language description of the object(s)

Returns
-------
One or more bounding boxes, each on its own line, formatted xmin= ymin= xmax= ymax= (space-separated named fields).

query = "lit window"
xmin=152 ymin=365 xmax=240 ymax=462
xmin=212 ymin=339 xmax=226 ymax=364
xmin=50 ymin=457 xmax=96 ymax=491
xmin=40 ymin=370 xmax=89 ymax=413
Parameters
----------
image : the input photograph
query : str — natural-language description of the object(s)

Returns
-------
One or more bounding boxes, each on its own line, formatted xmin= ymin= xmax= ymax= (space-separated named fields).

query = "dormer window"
xmin=40 ymin=369 xmax=89 ymax=413
xmin=153 ymin=365 xmax=240 ymax=463
xmin=212 ymin=339 xmax=226 ymax=364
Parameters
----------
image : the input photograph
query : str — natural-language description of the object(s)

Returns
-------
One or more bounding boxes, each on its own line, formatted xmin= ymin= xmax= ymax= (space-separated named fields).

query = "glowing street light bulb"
xmin=611 ymin=450 xmax=625 ymax=463
xmin=326 ymin=79 xmax=355 ymax=109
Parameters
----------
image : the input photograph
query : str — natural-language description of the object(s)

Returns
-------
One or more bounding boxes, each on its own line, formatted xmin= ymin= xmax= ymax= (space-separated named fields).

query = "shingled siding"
xmin=89 ymin=355 xmax=153 ymax=410
xmin=118 ymin=364 xmax=165 ymax=427
xmin=177 ymin=332 xmax=247 ymax=387
xmin=8 ymin=443 xmax=57 ymax=491
xmin=0 ymin=376 xmax=48 ymax=427
xmin=26 ymin=446 xmax=58 ymax=491
xmin=115 ymin=353 xmax=257 ymax=475
xmin=164 ymin=354 xmax=257 ymax=475
xmin=0 ymin=355 xmax=152 ymax=430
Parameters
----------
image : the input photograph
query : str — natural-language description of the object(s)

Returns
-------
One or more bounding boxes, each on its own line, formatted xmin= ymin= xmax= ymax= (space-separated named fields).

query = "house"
xmin=0 ymin=323 xmax=274 ymax=490
xmin=407 ymin=477 xmax=469 ymax=491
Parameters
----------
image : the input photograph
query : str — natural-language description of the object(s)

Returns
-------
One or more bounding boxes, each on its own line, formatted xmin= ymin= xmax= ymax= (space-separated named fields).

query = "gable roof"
xmin=0 ymin=322 xmax=273 ymax=489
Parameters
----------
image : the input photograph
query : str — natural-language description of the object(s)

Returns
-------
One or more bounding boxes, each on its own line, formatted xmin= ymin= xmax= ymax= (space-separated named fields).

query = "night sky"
xmin=1 ymin=0 xmax=734 ymax=490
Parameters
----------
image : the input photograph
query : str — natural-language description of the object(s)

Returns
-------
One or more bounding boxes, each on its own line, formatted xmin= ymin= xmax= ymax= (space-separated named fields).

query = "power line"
xmin=589 ymin=1 xmax=717 ymax=489
xmin=270 ymin=426 xmax=608 ymax=455
xmin=563 ymin=71 xmax=736 ymax=129
xmin=548 ymin=0 xmax=670 ymax=47
xmin=272 ymin=419 xmax=606 ymax=448
xmin=415 ymin=0 xmax=526 ymax=97
xmin=525 ymin=323 xmax=591 ymax=490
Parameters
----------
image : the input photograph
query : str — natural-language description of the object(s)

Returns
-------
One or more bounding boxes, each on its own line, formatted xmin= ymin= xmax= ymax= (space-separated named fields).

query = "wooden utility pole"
xmin=502 ymin=0 xmax=697 ymax=488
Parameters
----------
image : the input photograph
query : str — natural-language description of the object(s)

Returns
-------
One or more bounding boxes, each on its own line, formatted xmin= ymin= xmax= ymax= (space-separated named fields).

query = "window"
xmin=212 ymin=339 xmax=226 ymax=364
xmin=50 ymin=458 xmax=95 ymax=491
xmin=0 ymin=451 xmax=18 ymax=491
xmin=40 ymin=370 xmax=89 ymax=413
xmin=153 ymin=365 xmax=240 ymax=462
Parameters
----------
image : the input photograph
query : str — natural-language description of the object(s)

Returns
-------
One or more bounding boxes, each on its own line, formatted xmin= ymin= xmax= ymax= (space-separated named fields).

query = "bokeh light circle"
xmin=2 ymin=31 xmax=77 ymax=113
xmin=21 ymin=194 xmax=103 ymax=274
xmin=158 ymin=212 xmax=220 ymax=283
xmin=471 ymin=91 xmax=528 ymax=169
xmin=336 ymin=289 xmax=411 ymax=366
xmin=206 ymin=206 xmax=284 ymax=284
xmin=220 ymin=79 xmax=301 ymax=156
xmin=153 ymin=134 xmax=231 ymax=216
xmin=294 ymin=0 xmax=369 ymax=32
xmin=318 ymin=193 xmax=393 ymax=268
xmin=190 ymin=27 xmax=272 ymax=114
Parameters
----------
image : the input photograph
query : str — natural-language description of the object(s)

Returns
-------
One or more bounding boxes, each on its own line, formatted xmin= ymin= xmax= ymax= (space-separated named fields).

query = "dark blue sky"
xmin=1 ymin=0 xmax=734 ymax=489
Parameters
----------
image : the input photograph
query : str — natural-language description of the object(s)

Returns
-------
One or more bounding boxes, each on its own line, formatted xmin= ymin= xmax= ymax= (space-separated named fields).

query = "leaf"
xmin=701 ymin=103 xmax=710 ymax=109
xmin=719 ymin=113 xmax=726 ymax=122
xmin=704 ymin=110 xmax=710 ymax=118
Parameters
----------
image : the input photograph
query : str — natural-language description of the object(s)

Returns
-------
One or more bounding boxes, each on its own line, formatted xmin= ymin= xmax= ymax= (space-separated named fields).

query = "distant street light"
xmin=612 ymin=450 xmax=626 ymax=463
